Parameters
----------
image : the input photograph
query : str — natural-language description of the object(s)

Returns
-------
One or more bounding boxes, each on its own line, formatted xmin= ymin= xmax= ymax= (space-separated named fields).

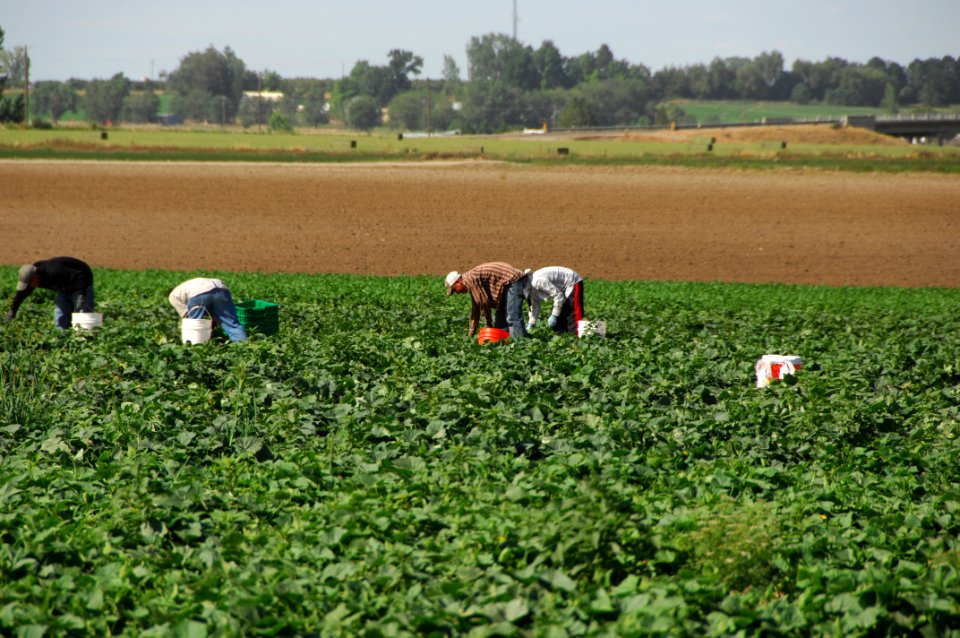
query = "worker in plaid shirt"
xmin=445 ymin=262 xmax=531 ymax=340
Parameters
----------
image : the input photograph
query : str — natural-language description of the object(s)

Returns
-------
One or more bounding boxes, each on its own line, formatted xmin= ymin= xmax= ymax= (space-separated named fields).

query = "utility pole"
xmin=425 ymin=80 xmax=432 ymax=136
xmin=512 ymin=0 xmax=518 ymax=41
xmin=23 ymin=46 xmax=30 ymax=125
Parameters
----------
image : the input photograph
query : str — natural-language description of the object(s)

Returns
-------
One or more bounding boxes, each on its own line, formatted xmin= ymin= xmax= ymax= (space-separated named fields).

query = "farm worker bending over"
xmin=168 ymin=277 xmax=247 ymax=342
xmin=525 ymin=266 xmax=585 ymax=334
xmin=6 ymin=256 xmax=95 ymax=330
xmin=445 ymin=262 xmax=531 ymax=340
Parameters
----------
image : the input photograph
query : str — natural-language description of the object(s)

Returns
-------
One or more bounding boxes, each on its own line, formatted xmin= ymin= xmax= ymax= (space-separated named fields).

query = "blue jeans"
xmin=499 ymin=279 xmax=528 ymax=340
xmin=54 ymin=285 xmax=94 ymax=330
xmin=187 ymin=288 xmax=247 ymax=342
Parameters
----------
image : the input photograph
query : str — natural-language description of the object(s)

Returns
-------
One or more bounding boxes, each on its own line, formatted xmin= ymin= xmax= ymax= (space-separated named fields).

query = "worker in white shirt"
xmin=524 ymin=266 xmax=585 ymax=334
xmin=168 ymin=277 xmax=247 ymax=342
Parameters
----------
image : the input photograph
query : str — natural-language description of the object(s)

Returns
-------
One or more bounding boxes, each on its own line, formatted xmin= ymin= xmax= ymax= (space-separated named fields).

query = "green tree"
xmin=0 ymin=29 xmax=26 ymax=123
xmin=334 ymin=50 xmax=424 ymax=113
xmin=652 ymin=66 xmax=689 ymax=98
xmin=580 ymin=79 xmax=651 ymax=126
xmin=173 ymin=89 xmax=219 ymax=123
xmin=686 ymin=64 xmax=711 ymax=99
xmin=708 ymin=57 xmax=735 ymax=99
xmin=0 ymin=45 xmax=27 ymax=85
xmin=534 ymin=40 xmax=570 ymax=89
xmin=387 ymin=49 xmax=423 ymax=93
xmin=388 ymin=81 xmax=456 ymax=132
xmin=0 ymin=92 xmax=24 ymax=123
xmin=31 ymin=81 xmax=77 ymax=123
xmin=442 ymin=55 xmax=462 ymax=95
xmin=167 ymin=46 xmax=245 ymax=121
xmin=345 ymin=94 xmax=380 ymax=130
xmin=0 ymin=25 xmax=5 ymax=93
xmin=826 ymin=66 xmax=886 ymax=106
xmin=300 ymin=84 xmax=329 ymax=126
xmin=790 ymin=82 xmax=811 ymax=104
xmin=466 ymin=33 xmax=539 ymax=90
xmin=237 ymin=93 xmax=284 ymax=128
xmin=84 ymin=73 xmax=130 ymax=124
xmin=121 ymin=91 xmax=159 ymax=123
xmin=459 ymin=79 xmax=522 ymax=133
xmin=269 ymin=110 xmax=292 ymax=132
xmin=557 ymin=95 xmax=594 ymax=128
xmin=564 ymin=45 xmax=646 ymax=86
xmin=589 ymin=44 xmax=638 ymax=82
xmin=792 ymin=57 xmax=848 ymax=102
xmin=518 ymin=89 xmax=565 ymax=129
xmin=754 ymin=50 xmax=785 ymax=91
xmin=881 ymin=83 xmax=899 ymax=113
xmin=356 ymin=62 xmax=396 ymax=105
xmin=388 ymin=87 xmax=457 ymax=132
xmin=731 ymin=54 xmax=778 ymax=100
xmin=906 ymin=56 xmax=960 ymax=106
xmin=261 ymin=69 xmax=283 ymax=91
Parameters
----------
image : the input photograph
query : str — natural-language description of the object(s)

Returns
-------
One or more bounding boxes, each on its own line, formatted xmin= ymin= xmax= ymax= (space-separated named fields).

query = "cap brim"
xmin=445 ymin=286 xmax=454 ymax=296
xmin=16 ymin=281 xmax=29 ymax=291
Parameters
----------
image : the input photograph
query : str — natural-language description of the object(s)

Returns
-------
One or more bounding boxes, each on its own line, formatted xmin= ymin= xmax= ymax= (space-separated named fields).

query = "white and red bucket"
xmin=577 ymin=319 xmax=607 ymax=338
xmin=71 ymin=312 xmax=103 ymax=331
xmin=755 ymin=354 xmax=802 ymax=388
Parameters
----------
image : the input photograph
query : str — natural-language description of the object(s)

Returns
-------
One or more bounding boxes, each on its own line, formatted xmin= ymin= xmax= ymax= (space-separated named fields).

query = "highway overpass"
xmin=845 ymin=114 xmax=960 ymax=145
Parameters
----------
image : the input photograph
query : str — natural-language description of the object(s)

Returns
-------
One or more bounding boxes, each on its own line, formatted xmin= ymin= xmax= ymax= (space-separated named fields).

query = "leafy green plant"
xmin=2 ymin=269 xmax=960 ymax=635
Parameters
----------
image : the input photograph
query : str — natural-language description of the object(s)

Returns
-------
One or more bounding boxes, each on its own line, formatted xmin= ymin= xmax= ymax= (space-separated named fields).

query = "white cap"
xmin=444 ymin=271 xmax=460 ymax=295
xmin=17 ymin=264 xmax=38 ymax=291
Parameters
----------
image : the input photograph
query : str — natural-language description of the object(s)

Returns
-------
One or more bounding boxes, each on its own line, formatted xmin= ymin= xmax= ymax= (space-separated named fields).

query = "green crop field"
xmin=3 ymin=268 xmax=960 ymax=635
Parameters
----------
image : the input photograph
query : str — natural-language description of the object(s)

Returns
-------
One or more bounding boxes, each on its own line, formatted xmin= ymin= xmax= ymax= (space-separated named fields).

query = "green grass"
xmin=2 ymin=125 xmax=959 ymax=172
xmin=2 ymin=269 xmax=960 ymax=635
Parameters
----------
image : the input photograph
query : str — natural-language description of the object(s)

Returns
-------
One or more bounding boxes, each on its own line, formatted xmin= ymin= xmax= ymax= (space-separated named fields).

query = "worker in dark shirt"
xmin=6 ymin=256 xmax=95 ymax=329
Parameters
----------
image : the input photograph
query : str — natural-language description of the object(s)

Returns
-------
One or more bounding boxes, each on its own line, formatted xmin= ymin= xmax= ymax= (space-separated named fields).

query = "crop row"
xmin=2 ymin=269 xmax=960 ymax=635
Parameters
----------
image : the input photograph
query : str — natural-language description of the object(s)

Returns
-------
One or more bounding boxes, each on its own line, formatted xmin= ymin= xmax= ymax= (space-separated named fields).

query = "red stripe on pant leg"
xmin=573 ymin=282 xmax=584 ymax=323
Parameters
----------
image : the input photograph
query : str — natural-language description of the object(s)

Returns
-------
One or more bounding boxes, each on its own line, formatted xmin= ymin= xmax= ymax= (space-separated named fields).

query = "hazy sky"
xmin=5 ymin=0 xmax=959 ymax=82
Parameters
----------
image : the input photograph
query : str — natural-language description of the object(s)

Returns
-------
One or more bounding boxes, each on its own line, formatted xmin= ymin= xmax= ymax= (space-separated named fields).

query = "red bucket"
xmin=478 ymin=327 xmax=510 ymax=345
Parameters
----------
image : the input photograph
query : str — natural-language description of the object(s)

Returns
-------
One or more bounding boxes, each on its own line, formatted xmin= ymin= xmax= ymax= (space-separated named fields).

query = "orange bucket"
xmin=478 ymin=327 xmax=510 ymax=345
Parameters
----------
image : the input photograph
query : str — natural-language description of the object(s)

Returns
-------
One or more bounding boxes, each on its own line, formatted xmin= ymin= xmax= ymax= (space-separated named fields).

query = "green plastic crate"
xmin=236 ymin=299 xmax=279 ymax=336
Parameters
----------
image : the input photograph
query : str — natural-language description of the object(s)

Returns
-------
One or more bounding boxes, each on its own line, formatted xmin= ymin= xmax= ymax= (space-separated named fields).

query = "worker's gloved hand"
xmin=547 ymin=315 xmax=558 ymax=329
xmin=75 ymin=294 xmax=87 ymax=312
xmin=525 ymin=323 xmax=535 ymax=332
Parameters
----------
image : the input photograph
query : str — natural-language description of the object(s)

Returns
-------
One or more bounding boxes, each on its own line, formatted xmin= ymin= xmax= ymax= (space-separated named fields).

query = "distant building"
xmin=242 ymin=91 xmax=285 ymax=102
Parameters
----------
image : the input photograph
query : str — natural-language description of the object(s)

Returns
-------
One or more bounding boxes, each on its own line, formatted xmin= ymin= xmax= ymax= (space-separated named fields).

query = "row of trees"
xmin=4 ymin=25 xmax=959 ymax=132
xmin=0 ymin=27 xmax=27 ymax=123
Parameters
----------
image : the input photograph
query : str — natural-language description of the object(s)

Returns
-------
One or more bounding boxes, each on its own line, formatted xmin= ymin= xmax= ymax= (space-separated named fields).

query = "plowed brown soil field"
xmin=2 ymin=160 xmax=958 ymax=287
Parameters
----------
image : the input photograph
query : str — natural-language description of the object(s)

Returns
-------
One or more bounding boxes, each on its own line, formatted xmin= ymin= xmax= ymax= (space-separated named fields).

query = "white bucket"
xmin=72 ymin=312 xmax=103 ymax=330
xmin=577 ymin=319 xmax=607 ymax=338
xmin=181 ymin=317 xmax=213 ymax=344
xmin=756 ymin=354 xmax=802 ymax=388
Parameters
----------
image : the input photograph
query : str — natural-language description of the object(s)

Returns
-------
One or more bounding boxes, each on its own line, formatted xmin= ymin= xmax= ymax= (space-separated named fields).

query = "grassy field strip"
xmin=2 ymin=127 xmax=959 ymax=163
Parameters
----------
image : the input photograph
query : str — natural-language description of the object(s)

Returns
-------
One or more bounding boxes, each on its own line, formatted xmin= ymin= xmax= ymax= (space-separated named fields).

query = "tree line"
xmin=2 ymin=25 xmax=959 ymax=133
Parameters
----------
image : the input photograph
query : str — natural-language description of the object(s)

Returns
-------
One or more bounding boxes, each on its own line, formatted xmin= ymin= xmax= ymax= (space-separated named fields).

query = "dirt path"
xmin=1 ymin=160 xmax=958 ymax=287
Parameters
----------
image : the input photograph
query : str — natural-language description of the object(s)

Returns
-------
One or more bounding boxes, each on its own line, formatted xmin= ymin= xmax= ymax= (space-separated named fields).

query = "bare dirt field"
xmin=1 ymin=159 xmax=958 ymax=288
